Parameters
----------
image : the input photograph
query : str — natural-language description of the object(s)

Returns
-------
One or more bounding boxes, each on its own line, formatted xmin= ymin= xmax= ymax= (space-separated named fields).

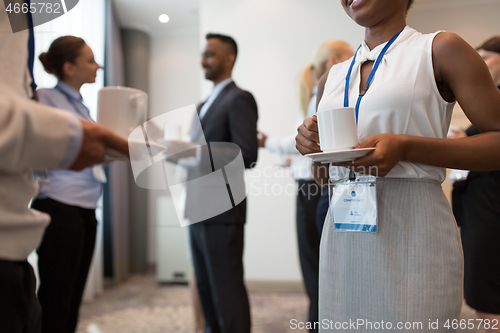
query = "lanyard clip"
xmin=360 ymin=83 xmax=370 ymax=96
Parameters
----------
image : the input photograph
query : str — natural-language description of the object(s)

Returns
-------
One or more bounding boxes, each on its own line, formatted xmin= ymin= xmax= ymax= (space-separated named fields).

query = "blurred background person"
xmin=449 ymin=36 xmax=500 ymax=331
xmin=31 ymin=36 xmax=106 ymax=333
xmin=258 ymin=40 xmax=353 ymax=332
xmin=188 ymin=33 xmax=258 ymax=333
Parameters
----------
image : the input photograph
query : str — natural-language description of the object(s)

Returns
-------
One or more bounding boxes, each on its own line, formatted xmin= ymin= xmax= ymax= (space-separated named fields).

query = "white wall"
xmin=147 ymin=26 xmax=201 ymax=263
xmin=199 ymin=0 xmax=364 ymax=281
xmin=149 ymin=26 xmax=202 ymax=119
xmin=409 ymin=0 xmax=500 ymax=47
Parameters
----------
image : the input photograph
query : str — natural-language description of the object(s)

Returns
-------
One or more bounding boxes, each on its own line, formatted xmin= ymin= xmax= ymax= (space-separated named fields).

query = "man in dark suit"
xmin=187 ymin=33 xmax=258 ymax=333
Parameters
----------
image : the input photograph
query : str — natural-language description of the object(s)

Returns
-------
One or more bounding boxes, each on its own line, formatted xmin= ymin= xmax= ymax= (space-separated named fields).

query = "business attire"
xmin=0 ymin=6 xmax=82 ymax=333
xmin=317 ymin=27 xmax=462 ymax=331
xmin=452 ymin=122 xmax=500 ymax=315
xmin=264 ymin=87 xmax=321 ymax=333
xmin=31 ymin=81 xmax=103 ymax=333
xmin=188 ymin=79 xmax=258 ymax=333
xmin=315 ymin=189 xmax=329 ymax=235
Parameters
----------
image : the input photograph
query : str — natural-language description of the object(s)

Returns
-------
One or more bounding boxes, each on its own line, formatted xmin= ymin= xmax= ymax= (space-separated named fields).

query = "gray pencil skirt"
xmin=319 ymin=178 xmax=463 ymax=332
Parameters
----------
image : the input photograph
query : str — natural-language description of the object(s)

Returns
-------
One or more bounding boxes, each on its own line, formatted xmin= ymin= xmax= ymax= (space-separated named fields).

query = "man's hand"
xmin=69 ymin=120 xmax=129 ymax=170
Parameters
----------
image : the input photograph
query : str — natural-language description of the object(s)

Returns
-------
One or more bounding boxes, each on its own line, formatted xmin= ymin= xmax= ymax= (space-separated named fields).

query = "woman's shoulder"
xmin=36 ymin=87 xmax=63 ymax=106
xmin=432 ymin=32 xmax=470 ymax=56
xmin=431 ymin=32 xmax=475 ymax=79
xmin=404 ymin=27 xmax=466 ymax=55
xmin=323 ymin=58 xmax=352 ymax=88
xmin=323 ymin=57 xmax=352 ymax=89
xmin=330 ymin=56 xmax=353 ymax=74
xmin=36 ymin=87 xmax=57 ymax=95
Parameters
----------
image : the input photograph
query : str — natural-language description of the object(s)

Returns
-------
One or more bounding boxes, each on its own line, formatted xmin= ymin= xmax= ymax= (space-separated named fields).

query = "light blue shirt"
xmin=198 ymin=78 xmax=233 ymax=119
xmin=36 ymin=81 xmax=102 ymax=209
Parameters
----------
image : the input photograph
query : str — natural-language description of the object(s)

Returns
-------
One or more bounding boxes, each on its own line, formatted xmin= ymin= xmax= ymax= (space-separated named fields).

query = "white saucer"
xmin=306 ymin=148 xmax=375 ymax=163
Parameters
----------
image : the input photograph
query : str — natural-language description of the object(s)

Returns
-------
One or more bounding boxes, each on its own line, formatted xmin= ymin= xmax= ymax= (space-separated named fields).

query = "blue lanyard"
xmin=344 ymin=29 xmax=404 ymax=123
xmin=26 ymin=0 xmax=35 ymax=87
xmin=55 ymin=86 xmax=93 ymax=121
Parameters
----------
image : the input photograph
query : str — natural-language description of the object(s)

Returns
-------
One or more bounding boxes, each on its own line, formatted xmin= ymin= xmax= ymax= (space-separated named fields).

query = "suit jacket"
xmin=186 ymin=81 xmax=258 ymax=224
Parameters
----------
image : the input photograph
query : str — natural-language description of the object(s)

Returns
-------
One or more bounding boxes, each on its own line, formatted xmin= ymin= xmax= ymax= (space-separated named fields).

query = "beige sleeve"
xmin=0 ymin=95 xmax=77 ymax=172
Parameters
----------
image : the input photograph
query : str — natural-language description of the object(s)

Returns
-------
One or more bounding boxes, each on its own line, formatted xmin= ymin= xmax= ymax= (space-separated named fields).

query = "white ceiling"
xmin=113 ymin=0 xmax=199 ymax=35
xmin=112 ymin=0 xmax=491 ymax=36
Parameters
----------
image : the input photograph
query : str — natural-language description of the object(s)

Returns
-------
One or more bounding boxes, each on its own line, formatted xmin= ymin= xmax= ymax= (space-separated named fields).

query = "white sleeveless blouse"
xmin=319 ymin=26 xmax=455 ymax=182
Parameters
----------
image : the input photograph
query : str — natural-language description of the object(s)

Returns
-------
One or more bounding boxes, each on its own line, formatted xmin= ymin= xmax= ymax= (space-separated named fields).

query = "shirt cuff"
xmin=58 ymin=115 xmax=83 ymax=169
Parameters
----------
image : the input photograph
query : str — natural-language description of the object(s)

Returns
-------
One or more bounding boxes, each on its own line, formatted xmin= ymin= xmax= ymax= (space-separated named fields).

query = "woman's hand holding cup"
xmin=335 ymin=133 xmax=409 ymax=177
xmin=296 ymin=115 xmax=322 ymax=156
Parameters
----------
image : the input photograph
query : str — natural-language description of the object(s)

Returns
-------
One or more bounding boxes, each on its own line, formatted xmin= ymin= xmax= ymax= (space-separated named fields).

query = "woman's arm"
xmin=347 ymin=131 xmax=500 ymax=177
xmin=339 ymin=32 xmax=500 ymax=176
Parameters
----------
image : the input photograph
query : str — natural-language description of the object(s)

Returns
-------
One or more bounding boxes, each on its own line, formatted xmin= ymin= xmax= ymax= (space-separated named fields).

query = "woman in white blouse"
xmin=296 ymin=0 xmax=500 ymax=331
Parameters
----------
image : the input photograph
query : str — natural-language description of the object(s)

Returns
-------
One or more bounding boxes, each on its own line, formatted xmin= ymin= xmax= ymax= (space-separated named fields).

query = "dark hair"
xmin=38 ymin=36 xmax=86 ymax=80
xmin=478 ymin=36 xmax=500 ymax=54
xmin=206 ymin=33 xmax=238 ymax=59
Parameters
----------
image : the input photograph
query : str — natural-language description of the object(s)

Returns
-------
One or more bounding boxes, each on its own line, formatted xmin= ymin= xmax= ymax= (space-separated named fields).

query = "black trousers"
xmin=315 ymin=188 xmax=329 ymax=235
xmin=189 ymin=222 xmax=250 ymax=333
xmin=296 ymin=179 xmax=322 ymax=333
xmin=453 ymin=173 xmax=500 ymax=314
xmin=31 ymin=198 xmax=97 ymax=333
xmin=0 ymin=259 xmax=41 ymax=333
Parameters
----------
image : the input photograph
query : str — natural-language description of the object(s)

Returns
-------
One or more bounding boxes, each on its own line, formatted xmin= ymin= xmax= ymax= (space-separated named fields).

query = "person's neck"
xmin=63 ymin=79 xmax=82 ymax=92
xmin=211 ymin=73 xmax=232 ymax=87
xmin=364 ymin=16 xmax=406 ymax=50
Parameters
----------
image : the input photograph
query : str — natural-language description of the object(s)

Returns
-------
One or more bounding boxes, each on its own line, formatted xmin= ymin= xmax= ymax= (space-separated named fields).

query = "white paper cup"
xmin=97 ymin=86 xmax=148 ymax=138
xmin=317 ymin=107 xmax=358 ymax=152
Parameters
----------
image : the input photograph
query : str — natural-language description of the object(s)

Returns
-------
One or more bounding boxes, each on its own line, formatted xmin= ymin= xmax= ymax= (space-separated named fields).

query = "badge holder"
xmin=329 ymin=171 xmax=378 ymax=232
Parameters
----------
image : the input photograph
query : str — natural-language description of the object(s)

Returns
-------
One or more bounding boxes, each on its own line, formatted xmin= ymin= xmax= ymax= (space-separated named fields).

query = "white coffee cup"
xmin=97 ymin=86 xmax=148 ymax=138
xmin=317 ymin=107 xmax=358 ymax=152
